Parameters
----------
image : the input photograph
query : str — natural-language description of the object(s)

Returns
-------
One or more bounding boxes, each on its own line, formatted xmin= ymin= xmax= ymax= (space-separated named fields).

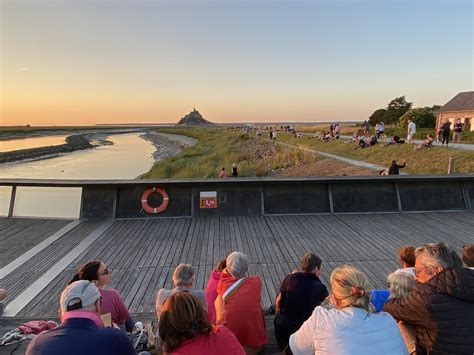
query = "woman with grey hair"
xmin=387 ymin=271 xmax=416 ymax=354
xmin=215 ymin=252 xmax=267 ymax=354
xmin=155 ymin=263 xmax=207 ymax=321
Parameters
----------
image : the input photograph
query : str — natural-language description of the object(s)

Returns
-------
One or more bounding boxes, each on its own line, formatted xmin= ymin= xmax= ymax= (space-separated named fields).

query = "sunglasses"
xmin=98 ymin=267 xmax=111 ymax=276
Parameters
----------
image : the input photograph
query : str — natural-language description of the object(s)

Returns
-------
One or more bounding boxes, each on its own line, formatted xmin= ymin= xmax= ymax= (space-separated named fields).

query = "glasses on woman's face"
xmin=98 ymin=267 xmax=111 ymax=277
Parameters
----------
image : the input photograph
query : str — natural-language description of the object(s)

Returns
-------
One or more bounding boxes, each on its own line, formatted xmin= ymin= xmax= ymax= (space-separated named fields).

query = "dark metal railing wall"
xmin=1 ymin=175 xmax=473 ymax=219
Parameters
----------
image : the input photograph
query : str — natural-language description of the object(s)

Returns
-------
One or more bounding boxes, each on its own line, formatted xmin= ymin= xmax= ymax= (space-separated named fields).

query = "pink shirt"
xmin=205 ymin=270 xmax=222 ymax=323
xmin=99 ymin=289 xmax=130 ymax=325
xmin=169 ymin=325 xmax=245 ymax=355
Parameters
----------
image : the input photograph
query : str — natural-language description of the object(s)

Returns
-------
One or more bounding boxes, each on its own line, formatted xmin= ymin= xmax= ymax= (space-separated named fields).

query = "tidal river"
xmin=0 ymin=132 xmax=177 ymax=218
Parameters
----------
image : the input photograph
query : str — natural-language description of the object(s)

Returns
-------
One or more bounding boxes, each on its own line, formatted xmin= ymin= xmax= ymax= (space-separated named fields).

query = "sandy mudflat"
xmin=140 ymin=131 xmax=197 ymax=163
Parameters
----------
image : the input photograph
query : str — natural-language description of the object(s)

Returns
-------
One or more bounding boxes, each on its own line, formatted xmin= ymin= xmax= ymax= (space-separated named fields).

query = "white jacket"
xmin=289 ymin=306 xmax=408 ymax=355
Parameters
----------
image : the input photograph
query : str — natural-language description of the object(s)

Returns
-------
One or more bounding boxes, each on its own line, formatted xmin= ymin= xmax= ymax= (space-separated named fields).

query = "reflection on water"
xmin=0 ymin=133 xmax=156 ymax=218
xmin=0 ymin=186 xmax=12 ymax=216
xmin=0 ymin=135 xmax=68 ymax=152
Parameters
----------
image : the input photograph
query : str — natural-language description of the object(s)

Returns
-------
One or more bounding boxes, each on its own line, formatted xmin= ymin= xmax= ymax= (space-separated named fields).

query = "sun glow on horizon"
xmin=1 ymin=0 xmax=472 ymax=126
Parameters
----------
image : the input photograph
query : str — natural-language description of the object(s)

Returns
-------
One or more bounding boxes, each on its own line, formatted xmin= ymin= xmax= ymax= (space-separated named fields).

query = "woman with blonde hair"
xmin=289 ymin=265 xmax=407 ymax=355
xmin=387 ymin=271 xmax=417 ymax=354
xmin=159 ymin=292 xmax=244 ymax=354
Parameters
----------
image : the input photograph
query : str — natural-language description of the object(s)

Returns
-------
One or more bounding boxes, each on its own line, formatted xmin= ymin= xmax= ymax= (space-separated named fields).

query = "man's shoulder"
xmin=282 ymin=273 xmax=327 ymax=291
xmin=245 ymin=275 xmax=262 ymax=286
xmin=156 ymin=288 xmax=172 ymax=305
xmin=28 ymin=325 xmax=130 ymax=353
xmin=190 ymin=289 xmax=206 ymax=301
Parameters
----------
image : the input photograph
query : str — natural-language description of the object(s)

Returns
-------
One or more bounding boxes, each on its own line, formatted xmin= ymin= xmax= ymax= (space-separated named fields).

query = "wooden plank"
xmin=6 ymin=212 xmax=472 ymax=319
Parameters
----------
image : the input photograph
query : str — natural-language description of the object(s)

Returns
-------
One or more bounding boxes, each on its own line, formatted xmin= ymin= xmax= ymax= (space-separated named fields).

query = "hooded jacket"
xmin=384 ymin=267 xmax=474 ymax=354
xmin=205 ymin=269 xmax=222 ymax=323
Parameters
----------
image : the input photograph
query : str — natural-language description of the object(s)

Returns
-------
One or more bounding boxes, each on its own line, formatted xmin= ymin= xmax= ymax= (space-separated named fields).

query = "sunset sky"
xmin=1 ymin=0 xmax=472 ymax=125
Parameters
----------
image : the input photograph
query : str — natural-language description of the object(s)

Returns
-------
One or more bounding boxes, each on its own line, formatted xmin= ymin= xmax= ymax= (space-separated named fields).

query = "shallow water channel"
xmin=0 ymin=133 xmax=156 ymax=218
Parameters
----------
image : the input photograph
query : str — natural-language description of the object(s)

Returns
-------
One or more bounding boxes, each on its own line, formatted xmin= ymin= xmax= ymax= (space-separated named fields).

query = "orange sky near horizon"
xmin=1 ymin=0 xmax=472 ymax=126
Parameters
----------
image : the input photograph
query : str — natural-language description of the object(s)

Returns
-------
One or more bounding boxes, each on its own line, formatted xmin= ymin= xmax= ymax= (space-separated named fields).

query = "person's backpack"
xmin=129 ymin=324 xmax=149 ymax=352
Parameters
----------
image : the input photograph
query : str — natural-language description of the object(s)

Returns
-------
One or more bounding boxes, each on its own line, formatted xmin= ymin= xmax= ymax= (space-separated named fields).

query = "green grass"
xmin=274 ymin=133 xmax=474 ymax=174
xmin=141 ymin=127 xmax=313 ymax=179
xmin=141 ymin=127 xmax=237 ymax=178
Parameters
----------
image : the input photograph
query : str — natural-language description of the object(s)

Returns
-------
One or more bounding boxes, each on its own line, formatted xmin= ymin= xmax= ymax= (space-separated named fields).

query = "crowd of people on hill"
xmin=259 ymin=118 xmax=465 ymax=149
xmin=22 ymin=242 xmax=474 ymax=355
xmin=312 ymin=123 xmax=341 ymax=142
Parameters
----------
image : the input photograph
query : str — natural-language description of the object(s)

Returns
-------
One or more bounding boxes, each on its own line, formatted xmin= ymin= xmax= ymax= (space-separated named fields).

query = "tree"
xmin=368 ymin=108 xmax=387 ymax=126
xmin=399 ymin=107 xmax=437 ymax=128
xmin=384 ymin=96 xmax=413 ymax=124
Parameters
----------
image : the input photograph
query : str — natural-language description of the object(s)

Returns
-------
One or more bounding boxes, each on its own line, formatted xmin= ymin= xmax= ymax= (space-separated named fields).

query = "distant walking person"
xmin=272 ymin=131 xmax=277 ymax=142
xmin=232 ymin=163 xmax=238 ymax=177
xmin=407 ymin=119 xmax=416 ymax=144
xmin=441 ymin=120 xmax=451 ymax=146
xmin=453 ymin=118 xmax=464 ymax=143
xmin=218 ymin=167 xmax=227 ymax=178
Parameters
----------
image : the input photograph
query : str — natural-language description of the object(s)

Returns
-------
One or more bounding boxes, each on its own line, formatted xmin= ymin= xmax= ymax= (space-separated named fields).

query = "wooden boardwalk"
xmin=1 ymin=212 xmax=473 ymax=319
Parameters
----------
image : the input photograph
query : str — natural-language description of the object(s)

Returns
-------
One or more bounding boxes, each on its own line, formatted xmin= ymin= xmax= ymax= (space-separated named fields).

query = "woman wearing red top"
xmin=205 ymin=258 xmax=226 ymax=323
xmin=159 ymin=292 xmax=244 ymax=355
xmin=215 ymin=252 xmax=267 ymax=354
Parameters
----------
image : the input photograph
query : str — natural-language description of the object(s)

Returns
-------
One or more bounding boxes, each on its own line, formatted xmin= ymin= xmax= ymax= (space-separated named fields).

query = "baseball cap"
xmin=60 ymin=280 xmax=100 ymax=312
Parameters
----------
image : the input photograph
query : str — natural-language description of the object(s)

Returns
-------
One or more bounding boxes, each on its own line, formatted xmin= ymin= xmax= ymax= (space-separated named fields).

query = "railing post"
xmin=448 ymin=157 xmax=454 ymax=174
xmin=328 ymin=184 xmax=334 ymax=214
xmin=395 ymin=182 xmax=403 ymax=212
xmin=8 ymin=186 xmax=17 ymax=218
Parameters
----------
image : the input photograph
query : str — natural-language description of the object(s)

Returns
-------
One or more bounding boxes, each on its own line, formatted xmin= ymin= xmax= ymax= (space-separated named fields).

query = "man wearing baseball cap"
xmin=26 ymin=280 xmax=135 ymax=355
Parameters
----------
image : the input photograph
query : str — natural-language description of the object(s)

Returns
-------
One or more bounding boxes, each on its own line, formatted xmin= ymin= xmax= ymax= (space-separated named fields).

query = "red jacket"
xmin=216 ymin=271 xmax=267 ymax=347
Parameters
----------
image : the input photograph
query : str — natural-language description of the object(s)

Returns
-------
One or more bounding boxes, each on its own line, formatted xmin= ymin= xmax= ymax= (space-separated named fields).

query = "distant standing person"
xmin=441 ymin=120 xmax=451 ymax=146
xmin=375 ymin=123 xmax=381 ymax=138
xmin=272 ymin=131 xmax=277 ymax=142
xmin=232 ymin=163 xmax=238 ymax=177
xmin=379 ymin=121 xmax=385 ymax=137
xmin=407 ymin=119 xmax=416 ymax=144
xmin=218 ymin=167 xmax=227 ymax=178
xmin=269 ymin=130 xmax=273 ymax=140
xmin=453 ymin=118 xmax=464 ymax=143
xmin=334 ymin=123 xmax=341 ymax=139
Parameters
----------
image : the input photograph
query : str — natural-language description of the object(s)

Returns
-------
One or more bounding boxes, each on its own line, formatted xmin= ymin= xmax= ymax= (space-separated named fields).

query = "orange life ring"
xmin=141 ymin=187 xmax=169 ymax=214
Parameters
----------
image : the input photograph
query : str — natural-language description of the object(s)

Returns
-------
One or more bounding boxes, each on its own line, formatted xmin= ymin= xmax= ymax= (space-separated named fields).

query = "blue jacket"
xmin=26 ymin=318 xmax=136 ymax=355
